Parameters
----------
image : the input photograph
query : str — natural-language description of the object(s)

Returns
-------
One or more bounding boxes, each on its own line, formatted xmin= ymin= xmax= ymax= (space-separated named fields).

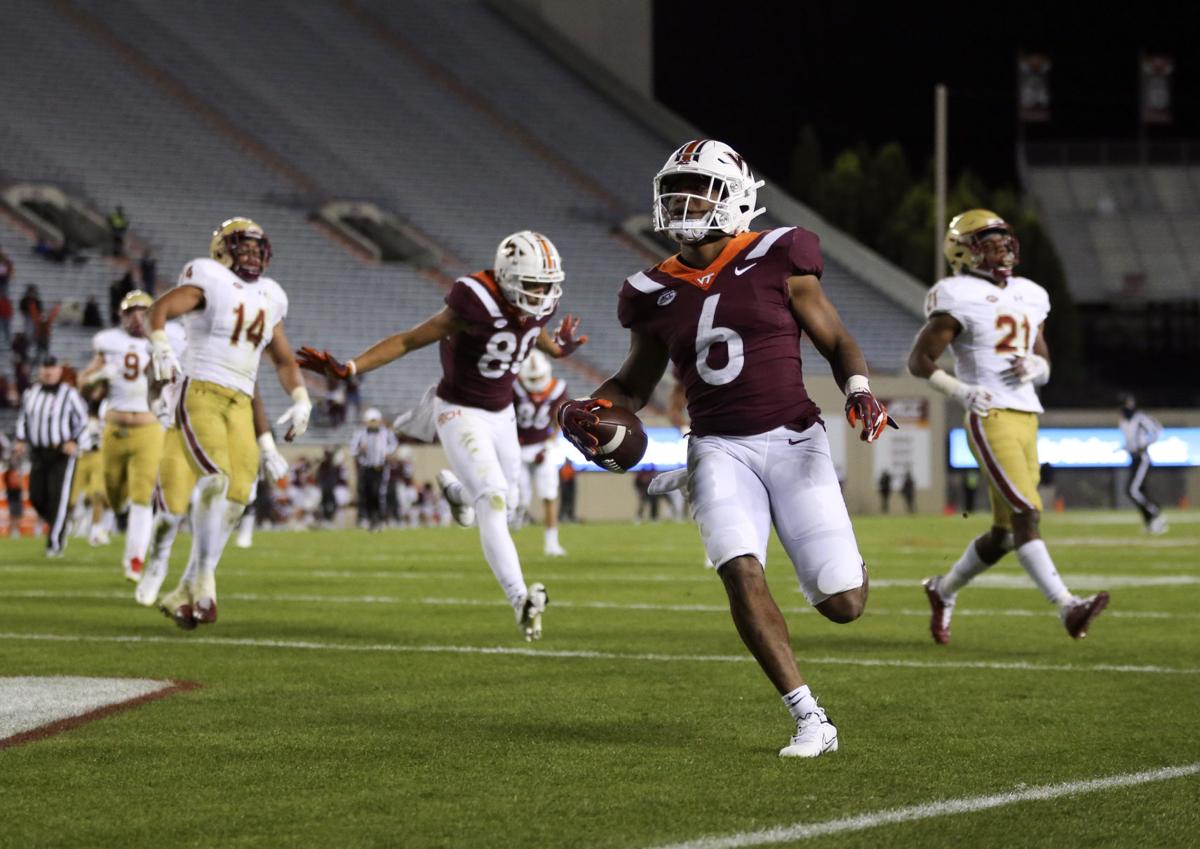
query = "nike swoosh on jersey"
xmin=788 ymin=438 xmax=809 ymax=445
xmin=734 ymin=263 xmax=758 ymax=276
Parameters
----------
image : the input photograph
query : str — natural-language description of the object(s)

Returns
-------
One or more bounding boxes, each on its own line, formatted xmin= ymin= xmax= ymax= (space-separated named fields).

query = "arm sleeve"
xmin=68 ymin=390 xmax=88 ymax=440
xmin=15 ymin=392 xmax=28 ymax=441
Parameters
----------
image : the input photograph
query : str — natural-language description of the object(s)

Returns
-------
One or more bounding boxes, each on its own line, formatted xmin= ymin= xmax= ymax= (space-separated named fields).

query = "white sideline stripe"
xmin=641 ymin=762 xmax=1200 ymax=849
xmin=0 ymin=633 xmax=1194 ymax=675
xmin=5 ymin=590 xmax=1199 ymax=621
xmin=3 ymin=566 xmax=1197 ymax=589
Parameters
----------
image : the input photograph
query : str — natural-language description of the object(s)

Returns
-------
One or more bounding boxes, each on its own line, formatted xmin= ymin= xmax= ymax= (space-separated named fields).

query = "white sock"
xmin=782 ymin=684 xmax=818 ymax=721
xmin=185 ymin=475 xmax=241 ymax=592
xmin=940 ymin=540 xmax=992 ymax=597
xmin=237 ymin=510 xmax=254 ymax=544
xmin=147 ymin=511 xmax=184 ymax=575
xmin=475 ymin=492 xmax=527 ymax=609
xmin=545 ymin=526 xmax=559 ymax=548
xmin=1016 ymin=539 xmax=1073 ymax=606
xmin=124 ymin=503 xmax=154 ymax=565
xmin=100 ymin=510 xmax=115 ymax=533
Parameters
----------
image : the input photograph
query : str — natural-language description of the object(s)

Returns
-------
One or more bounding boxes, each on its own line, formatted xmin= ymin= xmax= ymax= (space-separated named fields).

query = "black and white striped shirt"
xmin=15 ymin=382 xmax=87 ymax=449
xmin=350 ymin=426 xmax=399 ymax=469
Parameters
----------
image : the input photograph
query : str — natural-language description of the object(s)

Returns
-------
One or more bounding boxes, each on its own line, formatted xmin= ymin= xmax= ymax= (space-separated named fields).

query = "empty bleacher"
xmin=2 ymin=0 xmax=923 ymax=442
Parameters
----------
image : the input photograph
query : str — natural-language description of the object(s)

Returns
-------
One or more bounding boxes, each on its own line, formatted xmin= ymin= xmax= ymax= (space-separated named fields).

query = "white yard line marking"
xmin=5 ymin=590 xmax=1200 ymax=620
xmin=639 ymin=762 xmax=1200 ymax=849
xmin=0 ymin=632 xmax=1195 ymax=675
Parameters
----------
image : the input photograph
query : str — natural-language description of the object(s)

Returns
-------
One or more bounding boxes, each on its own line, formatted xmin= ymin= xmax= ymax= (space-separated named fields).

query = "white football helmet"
xmin=494 ymin=231 xmax=564 ymax=318
xmin=519 ymin=349 xmax=553 ymax=393
xmin=653 ymin=139 xmax=766 ymax=244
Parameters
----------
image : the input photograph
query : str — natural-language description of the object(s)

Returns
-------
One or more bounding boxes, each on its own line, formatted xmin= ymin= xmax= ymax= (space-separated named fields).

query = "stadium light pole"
xmin=934 ymin=84 xmax=948 ymax=282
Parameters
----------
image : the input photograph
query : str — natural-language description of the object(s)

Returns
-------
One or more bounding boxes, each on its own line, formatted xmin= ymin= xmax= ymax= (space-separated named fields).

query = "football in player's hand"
xmin=591 ymin=406 xmax=648 ymax=473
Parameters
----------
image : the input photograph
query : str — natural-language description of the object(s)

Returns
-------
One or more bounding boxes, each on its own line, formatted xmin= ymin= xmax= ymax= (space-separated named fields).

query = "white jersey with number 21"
xmin=925 ymin=273 xmax=1050 ymax=414
xmin=177 ymin=257 xmax=288 ymax=398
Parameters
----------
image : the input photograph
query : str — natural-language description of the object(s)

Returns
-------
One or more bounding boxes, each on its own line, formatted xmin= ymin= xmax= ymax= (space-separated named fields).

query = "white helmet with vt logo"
xmin=653 ymin=139 xmax=766 ymax=244
xmin=494 ymin=231 xmax=564 ymax=319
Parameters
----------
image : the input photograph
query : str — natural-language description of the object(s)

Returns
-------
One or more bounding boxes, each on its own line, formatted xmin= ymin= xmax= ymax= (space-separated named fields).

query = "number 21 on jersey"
xmin=994 ymin=313 xmax=1032 ymax=354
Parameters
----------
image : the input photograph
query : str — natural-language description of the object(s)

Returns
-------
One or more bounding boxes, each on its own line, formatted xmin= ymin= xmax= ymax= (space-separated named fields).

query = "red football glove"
xmin=845 ymin=390 xmax=899 ymax=443
xmin=553 ymin=315 xmax=588 ymax=358
xmin=296 ymin=346 xmax=354 ymax=381
xmin=557 ymin=397 xmax=611 ymax=459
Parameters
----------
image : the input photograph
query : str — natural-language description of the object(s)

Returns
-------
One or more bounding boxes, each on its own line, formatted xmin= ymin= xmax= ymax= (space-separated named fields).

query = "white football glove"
xmin=150 ymin=380 xmax=181 ymax=429
xmin=276 ymin=386 xmax=312 ymax=442
xmin=929 ymin=369 xmax=993 ymax=417
xmin=258 ymin=432 xmax=290 ymax=481
xmin=149 ymin=330 xmax=181 ymax=383
xmin=1004 ymin=354 xmax=1050 ymax=387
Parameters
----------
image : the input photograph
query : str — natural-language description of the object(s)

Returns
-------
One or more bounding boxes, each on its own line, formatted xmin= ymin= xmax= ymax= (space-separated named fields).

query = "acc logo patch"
xmin=657 ymin=290 xmax=677 ymax=307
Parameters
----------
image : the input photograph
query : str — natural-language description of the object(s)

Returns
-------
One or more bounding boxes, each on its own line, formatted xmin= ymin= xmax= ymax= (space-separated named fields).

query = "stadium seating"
xmin=1 ymin=0 xmax=922 ymax=442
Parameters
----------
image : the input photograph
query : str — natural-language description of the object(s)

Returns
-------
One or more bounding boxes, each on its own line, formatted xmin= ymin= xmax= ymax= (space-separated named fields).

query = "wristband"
xmin=928 ymin=369 xmax=964 ymax=398
xmin=291 ymin=386 xmax=311 ymax=405
xmin=347 ymin=359 xmax=357 ymax=377
xmin=844 ymin=375 xmax=870 ymax=395
xmin=257 ymin=432 xmax=278 ymax=454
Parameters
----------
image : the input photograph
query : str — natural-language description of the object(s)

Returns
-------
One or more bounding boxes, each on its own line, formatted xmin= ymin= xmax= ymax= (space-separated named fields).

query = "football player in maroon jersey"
xmin=298 ymin=231 xmax=586 ymax=641
xmin=559 ymin=140 xmax=894 ymax=758
xmin=513 ymin=350 xmax=570 ymax=556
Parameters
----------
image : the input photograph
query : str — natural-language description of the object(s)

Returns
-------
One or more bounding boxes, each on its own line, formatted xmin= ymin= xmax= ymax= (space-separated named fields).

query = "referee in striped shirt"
xmin=351 ymin=407 xmax=398 ymax=531
xmin=13 ymin=357 xmax=87 ymax=556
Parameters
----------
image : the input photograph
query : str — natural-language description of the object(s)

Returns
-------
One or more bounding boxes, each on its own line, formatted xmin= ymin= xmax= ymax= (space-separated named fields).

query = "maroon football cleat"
xmin=922 ymin=576 xmax=954 ymax=645
xmin=193 ymin=598 xmax=218 ymax=626
xmin=161 ymin=602 xmax=197 ymax=631
xmin=1063 ymin=592 xmax=1109 ymax=639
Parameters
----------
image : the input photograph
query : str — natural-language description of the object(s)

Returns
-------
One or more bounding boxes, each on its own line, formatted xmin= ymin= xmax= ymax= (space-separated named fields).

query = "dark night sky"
xmin=653 ymin=4 xmax=1200 ymax=190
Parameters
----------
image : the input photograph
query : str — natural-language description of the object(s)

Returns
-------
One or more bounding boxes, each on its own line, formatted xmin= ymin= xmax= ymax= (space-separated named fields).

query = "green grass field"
xmin=2 ymin=511 xmax=1198 ymax=849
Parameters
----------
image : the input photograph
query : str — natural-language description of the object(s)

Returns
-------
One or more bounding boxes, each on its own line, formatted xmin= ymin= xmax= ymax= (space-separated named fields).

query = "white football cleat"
xmin=516 ymin=582 xmax=548 ymax=641
xmin=1147 ymin=515 xmax=1168 ymax=535
xmin=436 ymin=469 xmax=475 ymax=527
xmin=135 ymin=557 xmax=169 ymax=607
xmin=89 ymin=527 xmax=111 ymax=547
xmin=544 ymin=543 xmax=567 ymax=557
xmin=123 ymin=557 xmax=143 ymax=584
xmin=779 ymin=706 xmax=839 ymax=758
xmin=159 ymin=581 xmax=196 ymax=631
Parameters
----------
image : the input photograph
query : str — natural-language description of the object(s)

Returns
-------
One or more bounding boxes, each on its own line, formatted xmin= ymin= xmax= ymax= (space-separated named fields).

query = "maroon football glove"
xmin=845 ymin=390 xmax=899 ymax=443
xmin=552 ymin=315 xmax=588 ymax=358
xmin=296 ymin=346 xmax=353 ymax=381
xmin=557 ymin=397 xmax=612 ymax=458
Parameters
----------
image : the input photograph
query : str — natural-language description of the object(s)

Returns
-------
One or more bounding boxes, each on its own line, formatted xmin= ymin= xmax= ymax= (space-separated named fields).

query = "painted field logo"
xmin=0 ymin=677 xmax=197 ymax=749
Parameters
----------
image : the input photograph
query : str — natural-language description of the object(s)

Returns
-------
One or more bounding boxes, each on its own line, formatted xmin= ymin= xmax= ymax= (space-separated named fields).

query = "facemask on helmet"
xmin=210 ymin=217 xmax=272 ymax=282
xmin=653 ymin=139 xmax=766 ymax=244
xmin=518 ymin=349 xmax=553 ymax=393
xmin=494 ymin=231 xmax=564 ymax=318
xmin=944 ymin=209 xmax=1020 ymax=281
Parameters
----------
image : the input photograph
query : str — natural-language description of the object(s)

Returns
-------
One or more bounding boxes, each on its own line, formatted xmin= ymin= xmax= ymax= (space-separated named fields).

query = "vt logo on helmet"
xmin=210 ymin=217 xmax=273 ymax=282
xmin=653 ymin=139 xmax=766 ymax=244
xmin=944 ymin=209 xmax=1020 ymax=282
xmin=494 ymin=231 xmax=564 ymax=318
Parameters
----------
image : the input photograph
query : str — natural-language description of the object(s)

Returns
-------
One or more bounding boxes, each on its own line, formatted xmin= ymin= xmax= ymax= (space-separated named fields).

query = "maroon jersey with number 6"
xmin=617 ymin=227 xmax=823 ymax=437
xmin=437 ymin=271 xmax=554 ymax=411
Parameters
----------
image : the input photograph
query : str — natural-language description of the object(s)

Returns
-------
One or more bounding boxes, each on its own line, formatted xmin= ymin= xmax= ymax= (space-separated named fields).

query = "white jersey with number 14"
xmin=177 ymin=257 xmax=288 ymax=397
xmin=925 ymin=273 xmax=1051 ymax=414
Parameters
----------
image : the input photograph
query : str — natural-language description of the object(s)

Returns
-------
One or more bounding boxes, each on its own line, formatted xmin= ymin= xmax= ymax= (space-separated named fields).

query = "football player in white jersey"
xmin=513 ymin=350 xmax=569 ymax=556
xmin=80 ymin=290 xmax=183 ymax=581
xmin=909 ymin=209 xmax=1109 ymax=644
xmin=146 ymin=218 xmax=310 ymax=627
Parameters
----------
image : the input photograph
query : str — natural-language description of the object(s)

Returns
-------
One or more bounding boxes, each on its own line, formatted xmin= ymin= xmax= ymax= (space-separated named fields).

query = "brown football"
xmin=591 ymin=405 xmax=648 ymax=473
